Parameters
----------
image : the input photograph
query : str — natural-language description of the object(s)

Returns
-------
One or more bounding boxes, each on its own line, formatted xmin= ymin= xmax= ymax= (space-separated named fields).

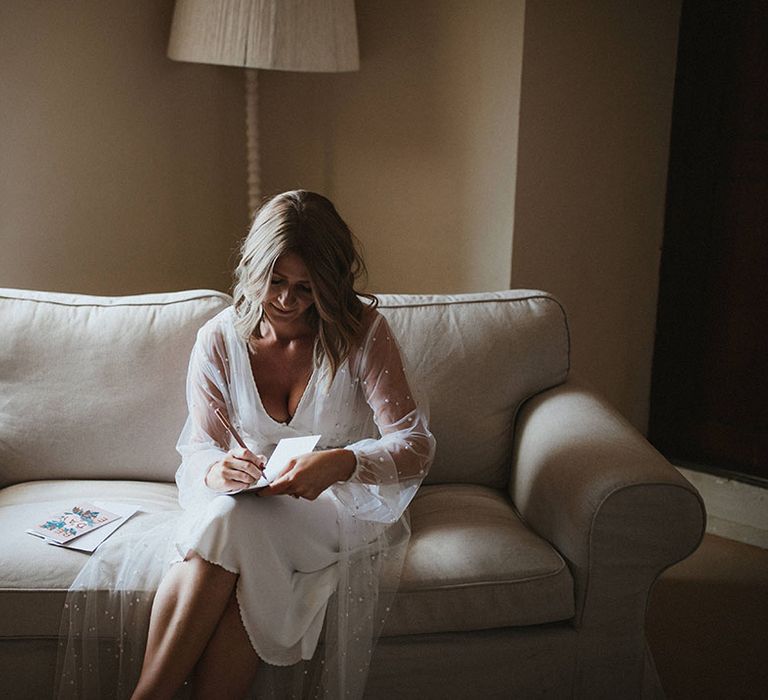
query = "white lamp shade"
xmin=168 ymin=0 xmax=359 ymax=72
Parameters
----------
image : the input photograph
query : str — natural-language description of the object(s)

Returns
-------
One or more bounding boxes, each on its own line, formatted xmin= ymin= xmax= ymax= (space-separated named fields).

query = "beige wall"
xmin=259 ymin=0 xmax=525 ymax=293
xmin=1 ymin=0 xmax=523 ymax=296
xmin=511 ymin=1 xmax=681 ymax=432
xmin=0 ymin=0 xmax=246 ymax=295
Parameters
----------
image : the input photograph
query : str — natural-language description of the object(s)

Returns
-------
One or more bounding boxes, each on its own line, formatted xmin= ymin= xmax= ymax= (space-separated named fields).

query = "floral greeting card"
xmin=27 ymin=503 xmax=121 ymax=544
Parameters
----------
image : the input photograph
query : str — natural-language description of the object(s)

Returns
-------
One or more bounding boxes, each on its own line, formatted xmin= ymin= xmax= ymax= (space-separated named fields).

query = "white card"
xmin=245 ymin=434 xmax=321 ymax=490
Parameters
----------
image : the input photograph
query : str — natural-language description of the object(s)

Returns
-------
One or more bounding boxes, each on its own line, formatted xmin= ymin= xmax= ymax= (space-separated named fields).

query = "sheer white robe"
xmin=56 ymin=306 xmax=435 ymax=699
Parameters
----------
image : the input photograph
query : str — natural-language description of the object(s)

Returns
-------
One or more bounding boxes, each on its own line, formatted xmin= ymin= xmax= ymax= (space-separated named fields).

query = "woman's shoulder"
xmin=355 ymin=306 xmax=402 ymax=355
xmin=358 ymin=305 xmax=388 ymax=341
xmin=194 ymin=306 xmax=236 ymax=353
xmin=360 ymin=304 xmax=380 ymax=330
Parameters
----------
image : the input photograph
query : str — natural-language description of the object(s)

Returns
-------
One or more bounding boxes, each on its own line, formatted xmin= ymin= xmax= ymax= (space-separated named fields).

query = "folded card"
xmin=54 ymin=501 xmax=141 ymax=553
xmin=27 ymin=502 xmax=121 ymax=544
xmin=245 ymin=434 xmax=321 ymax=491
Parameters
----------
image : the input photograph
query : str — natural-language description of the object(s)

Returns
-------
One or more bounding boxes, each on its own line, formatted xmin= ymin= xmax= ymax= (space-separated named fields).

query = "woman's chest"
xmin=248 ymin=340 xmax=314 ymax=424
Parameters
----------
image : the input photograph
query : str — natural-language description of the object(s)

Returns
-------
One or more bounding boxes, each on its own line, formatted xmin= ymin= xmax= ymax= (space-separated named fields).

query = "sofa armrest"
xmin=510 ymin=376 xmax=706 ymax=630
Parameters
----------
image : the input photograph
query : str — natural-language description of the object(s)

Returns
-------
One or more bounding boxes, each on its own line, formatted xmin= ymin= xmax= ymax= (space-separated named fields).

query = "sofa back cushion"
xmin=0 ymin=288 xmax=569 ymax=490
xmin=378 ymin=291 xmax=569 ymax=488
xmin=0 ymin=288 xmax=231 ymax=487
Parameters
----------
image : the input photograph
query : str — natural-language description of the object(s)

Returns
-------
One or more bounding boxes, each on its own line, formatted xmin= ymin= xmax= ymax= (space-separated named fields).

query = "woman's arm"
xmin=261 ymin=447 xmax=356 ymax=500
xmin=261 ymin=312 xmax=435 ymax=515
xmin=331 ymin=312 xmax=436 ymax=522
xmin=175 ymin=325 xmax=263 ymax=508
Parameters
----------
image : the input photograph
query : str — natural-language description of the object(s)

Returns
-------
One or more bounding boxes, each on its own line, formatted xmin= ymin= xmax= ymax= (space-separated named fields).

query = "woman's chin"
xmin=266 ymin=305 xmax=304 ymax=324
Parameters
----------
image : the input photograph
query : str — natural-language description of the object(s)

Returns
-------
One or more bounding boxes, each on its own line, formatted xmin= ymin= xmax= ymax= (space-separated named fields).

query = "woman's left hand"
xmin=260 ymin=448 xmax=356 ymax=500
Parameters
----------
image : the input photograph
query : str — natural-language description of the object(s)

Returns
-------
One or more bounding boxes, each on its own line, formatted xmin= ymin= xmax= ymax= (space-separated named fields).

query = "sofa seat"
xmin=0 ymin=481 xmax=574 ymax=641
xmin=384 ymin=484 xmax=574 ymax=636
xmin=0 ymin=480 xmax=180 ymax=639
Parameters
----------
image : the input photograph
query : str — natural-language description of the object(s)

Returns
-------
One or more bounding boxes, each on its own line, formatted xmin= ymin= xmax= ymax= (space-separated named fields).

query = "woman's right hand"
xmin=205 ymin=448 xmax=266 ymax=492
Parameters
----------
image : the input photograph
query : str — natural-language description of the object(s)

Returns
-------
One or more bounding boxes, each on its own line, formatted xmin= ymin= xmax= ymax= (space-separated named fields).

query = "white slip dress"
xmin=172 ymin=490 xmax=343 ymax=665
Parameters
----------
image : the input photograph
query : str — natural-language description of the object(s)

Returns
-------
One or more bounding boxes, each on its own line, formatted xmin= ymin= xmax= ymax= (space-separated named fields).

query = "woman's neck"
xmin=258 ymin=318 xmax=315 ymax=346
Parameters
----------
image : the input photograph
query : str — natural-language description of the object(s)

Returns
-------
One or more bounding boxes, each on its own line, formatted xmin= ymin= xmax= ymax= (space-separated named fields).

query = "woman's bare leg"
xmin=131 ymin=553 xmax=237 ymax=700
xmin=191 ymin=590 xmax=260 ymax=699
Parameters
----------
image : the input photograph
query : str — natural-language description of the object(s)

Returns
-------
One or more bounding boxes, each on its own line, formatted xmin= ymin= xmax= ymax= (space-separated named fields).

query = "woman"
xmin=58 ymin=191 xmax=435 ymax=699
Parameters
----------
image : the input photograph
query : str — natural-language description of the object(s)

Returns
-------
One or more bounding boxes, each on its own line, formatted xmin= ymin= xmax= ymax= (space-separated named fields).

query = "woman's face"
xmin=263 ymin=252 xmax=314 ymax=325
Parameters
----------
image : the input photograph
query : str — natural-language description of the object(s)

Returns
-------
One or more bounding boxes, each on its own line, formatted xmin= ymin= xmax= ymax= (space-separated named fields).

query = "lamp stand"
xmin=245 ymin=68 xmax=261 ymax=220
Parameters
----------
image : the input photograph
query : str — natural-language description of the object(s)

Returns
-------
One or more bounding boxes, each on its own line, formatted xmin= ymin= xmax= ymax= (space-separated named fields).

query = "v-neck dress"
xmin=248 ymin=338 xmax=317 ymax=429
xmin=172 ymin=306 xmax=436 ymax=667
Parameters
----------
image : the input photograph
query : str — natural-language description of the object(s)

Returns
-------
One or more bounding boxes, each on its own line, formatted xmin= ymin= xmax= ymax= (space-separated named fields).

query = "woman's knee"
xmin=206 ymin=493 xmax=265 ymax=533
xmin=182 ymin=551 xmax=238 ymax=587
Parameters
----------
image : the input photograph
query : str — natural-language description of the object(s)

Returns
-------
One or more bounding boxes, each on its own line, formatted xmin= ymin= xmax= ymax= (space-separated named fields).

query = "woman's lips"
xmin=270 ymin=303 xmax=296 ymax=315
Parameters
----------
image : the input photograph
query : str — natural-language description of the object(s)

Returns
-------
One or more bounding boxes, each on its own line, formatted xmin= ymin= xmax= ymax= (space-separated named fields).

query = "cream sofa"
xmin=0 ymin=287 xmax=705 ymax=699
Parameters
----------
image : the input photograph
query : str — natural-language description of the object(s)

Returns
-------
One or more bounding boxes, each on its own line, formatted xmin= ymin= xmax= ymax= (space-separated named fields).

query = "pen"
xmin=214 ymin=408 xmax=267 ymax=488
xmin=214 ymin=408 xmax=248 ymax=450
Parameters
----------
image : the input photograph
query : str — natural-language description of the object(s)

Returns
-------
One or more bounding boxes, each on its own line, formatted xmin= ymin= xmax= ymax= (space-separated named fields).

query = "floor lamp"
xmin=167 ymin=0 xmax=359 ymax=218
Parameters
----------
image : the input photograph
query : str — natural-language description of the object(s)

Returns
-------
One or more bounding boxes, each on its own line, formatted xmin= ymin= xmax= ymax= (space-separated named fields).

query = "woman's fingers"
xmin=224 ymin=454 xmax=264 ymax=483
xmin=263 ymin=476 xmax=291 ymax=494
xmin=261 ymin=460 xmax=320 ymax=500
xmin=207 ymin=452 xmax=267 ymax=492
xmin=221 ymin=466 xmax=252 ymax=487
xmin=259 ymin=460 xmax=297 ymax=496
xmin=231 ymin=447 xmax=266 ymax=471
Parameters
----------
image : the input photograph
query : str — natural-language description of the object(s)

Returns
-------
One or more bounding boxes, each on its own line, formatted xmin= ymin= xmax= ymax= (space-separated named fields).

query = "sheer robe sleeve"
xmin=331 ymin=313 xmax=436 ymax=523
xmin=174 ymin=324 xmax=234 ymax=510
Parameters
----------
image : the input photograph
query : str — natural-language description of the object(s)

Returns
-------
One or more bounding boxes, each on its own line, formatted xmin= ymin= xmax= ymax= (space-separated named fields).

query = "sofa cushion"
xmin=0 ymin=480 xmax=179 ymax=638
xmin=0 ymin=289 xmax=569 ymax=490
xmin=0 ymin=481 xmax=574 ymax=640
xmin=384 ymin=484 xmax=574 ymax=636
xmin=0 ymin=288 xmax=231 ymax=487
xmin=377 ymin=291 xmax=569 ymax=487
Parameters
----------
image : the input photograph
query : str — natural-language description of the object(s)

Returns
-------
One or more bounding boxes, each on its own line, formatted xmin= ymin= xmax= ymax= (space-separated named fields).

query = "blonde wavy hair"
xmin=232 ymin=190 xmax=378 ymax=380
